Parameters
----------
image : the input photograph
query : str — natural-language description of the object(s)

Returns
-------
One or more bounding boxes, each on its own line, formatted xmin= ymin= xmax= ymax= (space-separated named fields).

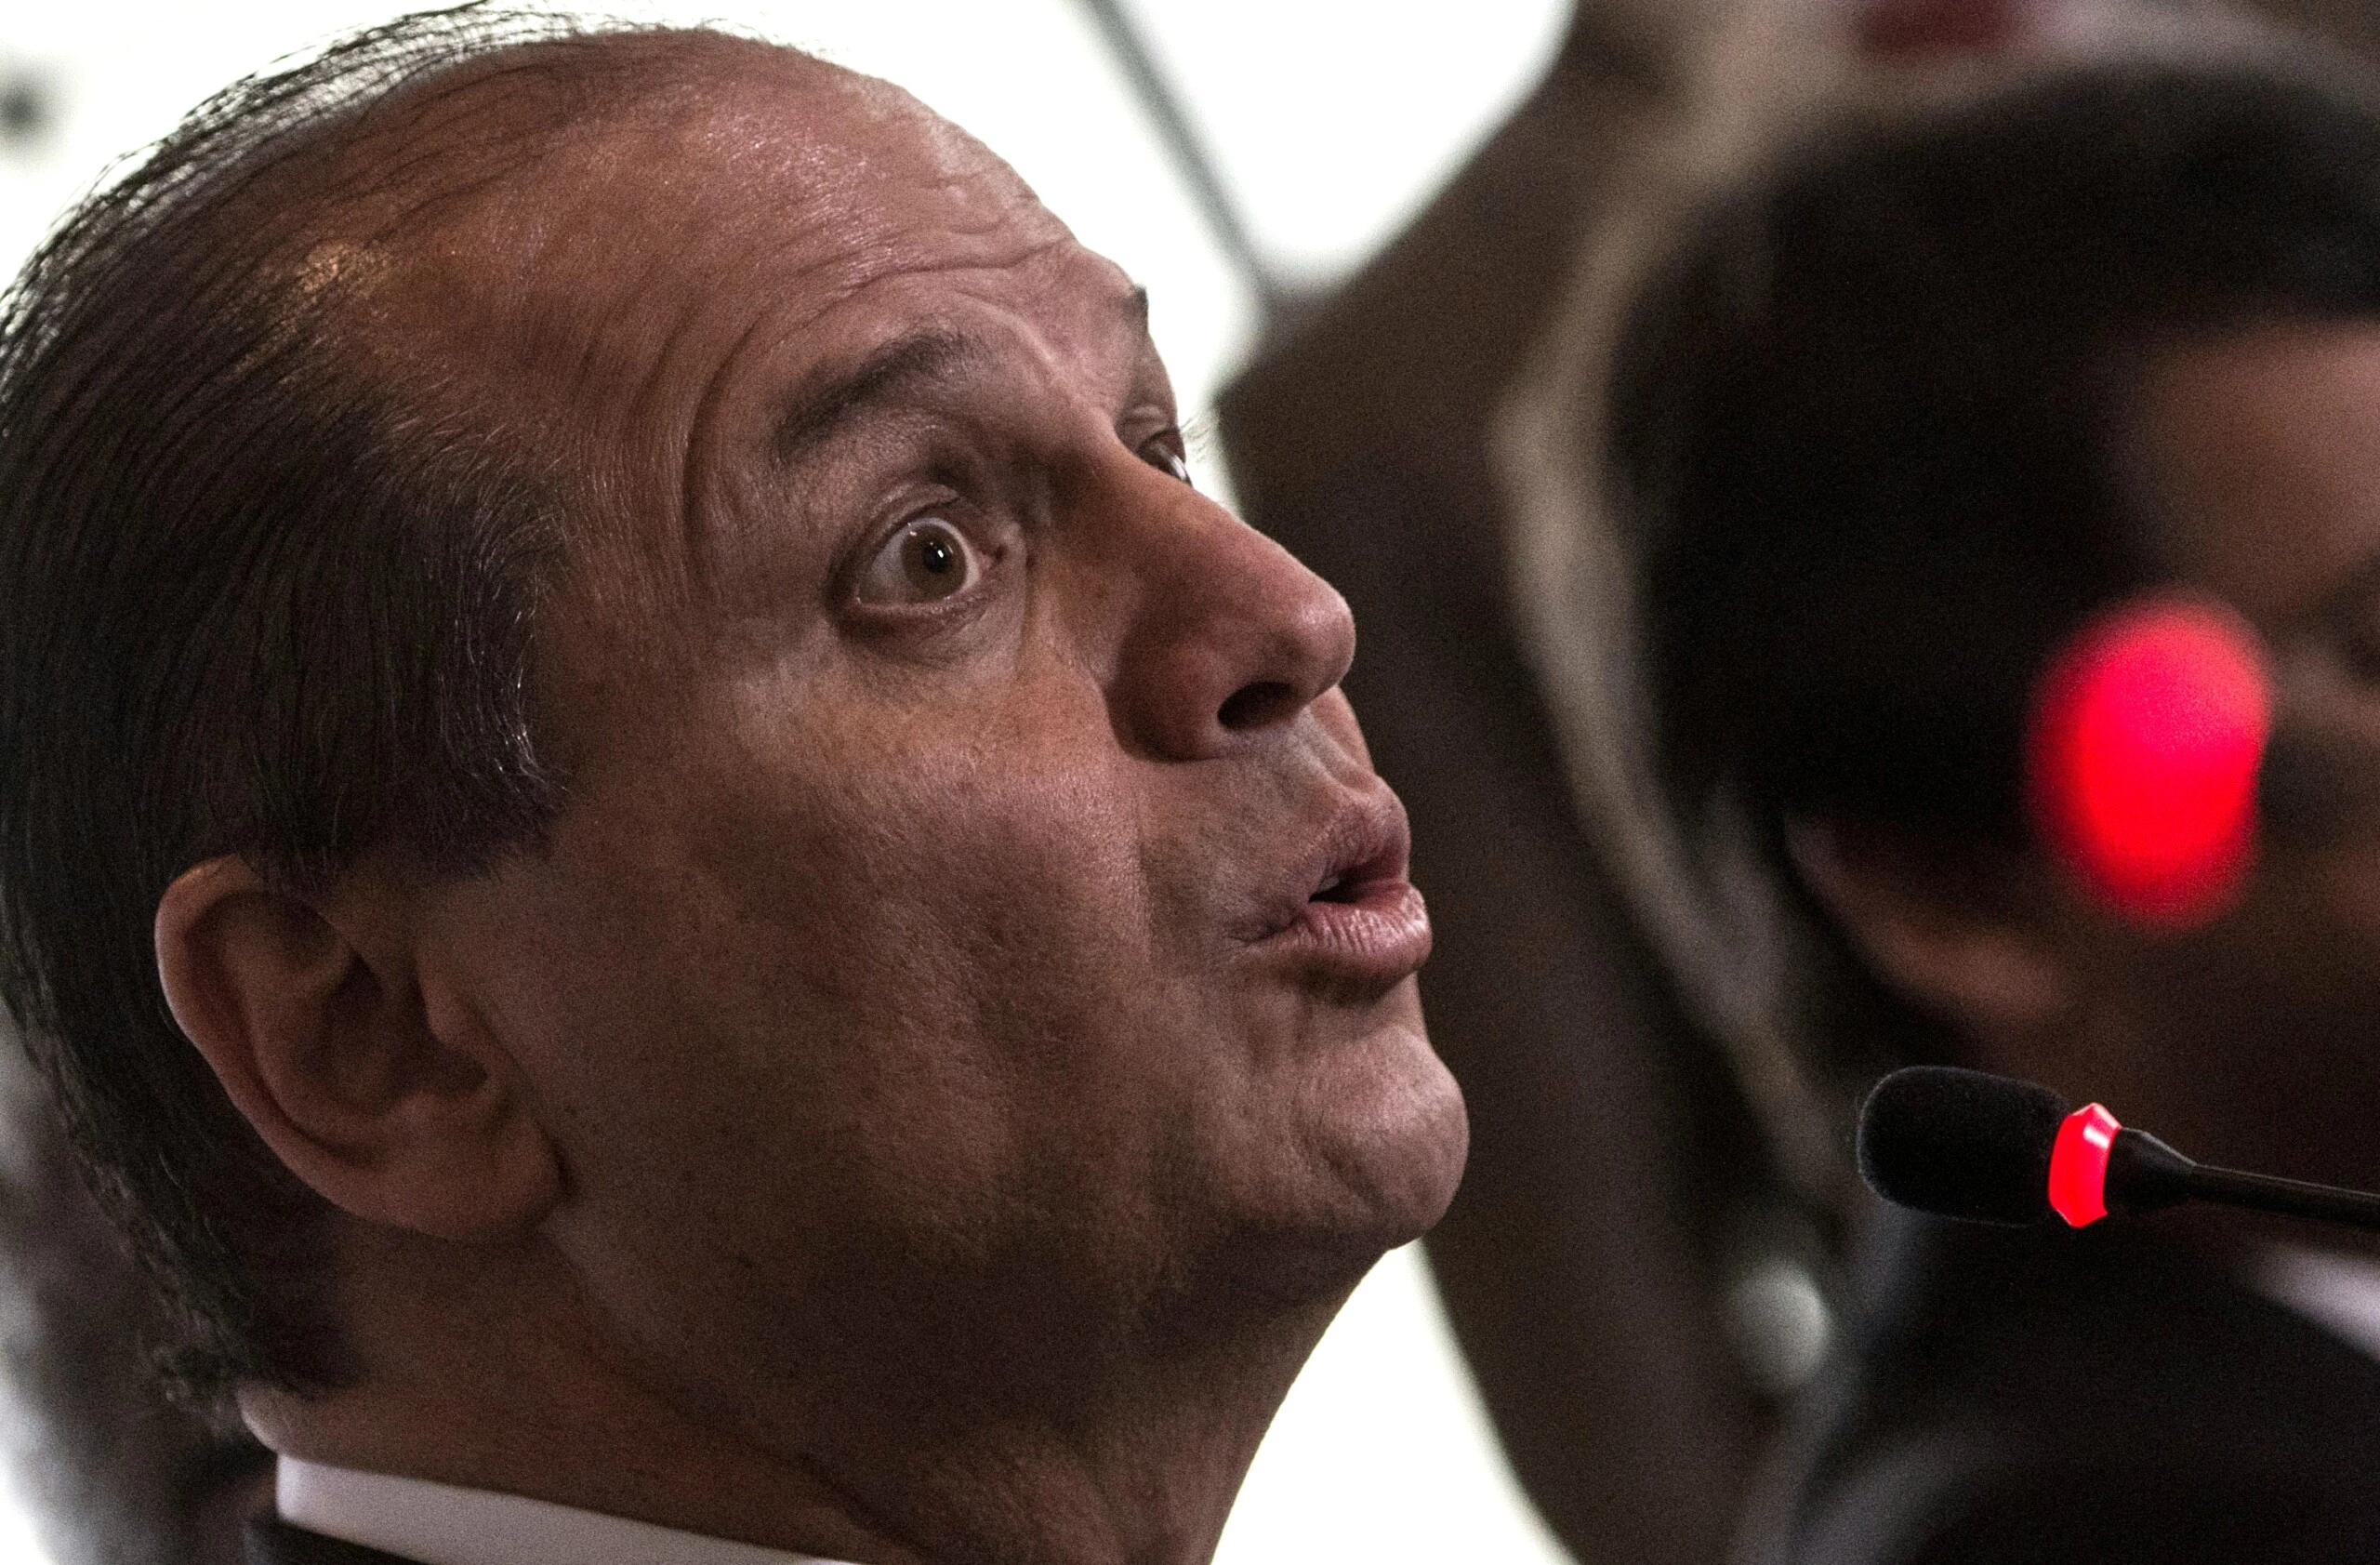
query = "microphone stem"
xmin=2185 ymin=1162 xmax=2380 ymax=1233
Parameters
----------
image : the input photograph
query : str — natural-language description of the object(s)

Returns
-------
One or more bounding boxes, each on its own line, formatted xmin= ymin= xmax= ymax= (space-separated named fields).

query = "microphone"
xmin=1858 ymin=1065 xmax=2380 ymax=1233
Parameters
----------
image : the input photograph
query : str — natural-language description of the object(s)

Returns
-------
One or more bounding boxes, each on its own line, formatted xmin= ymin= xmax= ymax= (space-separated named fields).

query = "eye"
xmin=1139 ymin=426 xmax=1193 ymax=486
xmin=856 ymin=514 xmax=983 ymax=605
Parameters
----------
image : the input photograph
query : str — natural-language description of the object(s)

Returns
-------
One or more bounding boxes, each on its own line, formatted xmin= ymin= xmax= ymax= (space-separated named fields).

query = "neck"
xmin=245 ymin=1221 xmax=1348 ymax=1565
xmin=790 ymin=1306 xmax=1337 ymax=1565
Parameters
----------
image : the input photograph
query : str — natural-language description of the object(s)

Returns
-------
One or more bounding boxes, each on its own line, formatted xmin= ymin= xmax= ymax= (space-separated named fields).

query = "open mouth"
xmin=1248 ymin=798 xmax=1433 ymax=985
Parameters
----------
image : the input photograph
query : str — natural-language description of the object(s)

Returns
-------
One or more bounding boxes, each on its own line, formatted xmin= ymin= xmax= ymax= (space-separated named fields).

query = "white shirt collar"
xmin=276 ymin=1458 xmax=860 ymax=1565
xmin=2252 ymin=1241 xmax=2380 ymax=1363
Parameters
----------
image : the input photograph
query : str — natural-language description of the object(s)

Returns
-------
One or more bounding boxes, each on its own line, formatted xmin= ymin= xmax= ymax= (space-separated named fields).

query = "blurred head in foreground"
xmin=0 ymin=10 xmax=1463 ymax=1560
xmin=1620 ymin=60 xmax=2380 ymax=1193
xmin=1605 ymin=56 xmax=2380 ymax=1565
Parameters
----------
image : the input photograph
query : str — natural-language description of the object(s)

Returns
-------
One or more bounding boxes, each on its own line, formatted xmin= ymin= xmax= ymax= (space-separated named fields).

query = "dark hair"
xmin=1619 ymin=61 xmax=2380 ymax=852
xmin=1606 ymin=61 xmax=2380 ymax=1085
xmin=0 ymin=7 xmax=710 ymax=1397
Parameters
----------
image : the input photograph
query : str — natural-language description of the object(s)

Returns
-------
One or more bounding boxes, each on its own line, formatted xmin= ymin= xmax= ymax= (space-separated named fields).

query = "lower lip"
xmin=1260 ymin=880 xmax=1433 ymax=986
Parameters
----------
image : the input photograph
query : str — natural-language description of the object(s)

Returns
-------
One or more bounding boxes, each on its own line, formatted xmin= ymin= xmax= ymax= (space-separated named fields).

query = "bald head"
xmin=302 ymin=31 xmax=1065 ymax=569
xmin=239 ymin=28 xmax=1026 ymax=458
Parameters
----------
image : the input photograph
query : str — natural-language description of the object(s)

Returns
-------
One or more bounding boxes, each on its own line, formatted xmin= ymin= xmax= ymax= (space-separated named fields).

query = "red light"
xmin=2026 ymin=598 xmax=2270 ymax=928
xmin=2048 ymin=1102 xmax=2122 ymax=1227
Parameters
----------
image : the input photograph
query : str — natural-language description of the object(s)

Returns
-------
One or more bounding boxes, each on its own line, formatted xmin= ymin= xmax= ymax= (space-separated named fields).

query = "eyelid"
xmin=1118 ymin=400 xmax=1179 ymax=441
xmin=840 ymin=490 xmax=1017 ymax=616
xmin=1131 ymin=421 xmax=1192 ymax=485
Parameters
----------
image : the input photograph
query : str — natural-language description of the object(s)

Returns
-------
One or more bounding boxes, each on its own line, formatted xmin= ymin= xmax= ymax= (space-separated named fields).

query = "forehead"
xmin=2133 ymin=325 xmax=2380 ymax=627
xmin=509 ymin=49 xmax=1063 ymax=290
xmin=317 ymin=39 xmax=1150 ymax=712
xmin=330 ymin=38 xmax=1091 ymax=476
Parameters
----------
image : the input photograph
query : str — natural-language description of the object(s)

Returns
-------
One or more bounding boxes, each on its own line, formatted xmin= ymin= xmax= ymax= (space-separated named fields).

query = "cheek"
xmin=731 ymin=724 xmax=1158 ymax=1029
xmin=1311 ymin=688 xmax=1370 ymax=768
xmin=507 ymin=696 xmax=1194 ymax=1226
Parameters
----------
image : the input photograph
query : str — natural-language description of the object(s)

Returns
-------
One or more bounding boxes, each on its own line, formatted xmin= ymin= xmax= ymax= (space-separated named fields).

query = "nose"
xmin=1100 ymin=473 xmax=1356 ymax=762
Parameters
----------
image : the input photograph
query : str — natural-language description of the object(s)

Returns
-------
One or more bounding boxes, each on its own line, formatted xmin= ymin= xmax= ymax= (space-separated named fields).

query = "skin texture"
xmin=150 ymin=37 xmax=1464 ymax=1565
xmin=1805 ymin=325 xmax=2380 ymax=1202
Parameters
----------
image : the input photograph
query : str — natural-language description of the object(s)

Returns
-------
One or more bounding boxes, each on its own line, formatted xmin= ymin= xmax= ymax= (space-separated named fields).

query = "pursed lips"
xmin=1238 ymin=788 xmax=1433 ymax=988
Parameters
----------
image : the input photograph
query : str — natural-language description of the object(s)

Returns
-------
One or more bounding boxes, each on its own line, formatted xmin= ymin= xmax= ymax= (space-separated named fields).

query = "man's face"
xmin=2074 ymin=325 xmax=2380 ymax=1185
xmin=360 ymin=46 xmax=1465 ymax=1440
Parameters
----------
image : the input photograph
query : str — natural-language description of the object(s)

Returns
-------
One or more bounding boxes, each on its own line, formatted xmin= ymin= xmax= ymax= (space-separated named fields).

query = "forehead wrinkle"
xmin=680 ymin=298 xmax=787 ymax=602
xmin=755 ymin=252 xmax=1141 ymax=481
xmin=643 ymin=246 xmax=926 ymax=606
xmin=290 ymin=42 xmax=1094 ymax=598
xmin=769 ymin=327 xmax=989 ymax=469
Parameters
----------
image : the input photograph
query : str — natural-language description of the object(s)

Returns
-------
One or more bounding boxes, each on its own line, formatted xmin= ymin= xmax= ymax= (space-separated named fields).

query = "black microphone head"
xmin=1857 ymin=1067 xmax=2070 ymax=1226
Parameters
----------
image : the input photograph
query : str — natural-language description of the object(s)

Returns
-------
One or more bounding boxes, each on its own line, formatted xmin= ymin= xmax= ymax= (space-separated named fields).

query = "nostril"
xmin=1217 ymin=680 xmax=1302 ymax=733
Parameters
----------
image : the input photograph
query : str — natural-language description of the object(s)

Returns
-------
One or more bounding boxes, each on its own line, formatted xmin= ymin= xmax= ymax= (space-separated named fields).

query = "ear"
xmin=155 ymin=855 xmax=561 ymax=1242
xmin=1785 ymin=816 xmax=2074 ymax=1036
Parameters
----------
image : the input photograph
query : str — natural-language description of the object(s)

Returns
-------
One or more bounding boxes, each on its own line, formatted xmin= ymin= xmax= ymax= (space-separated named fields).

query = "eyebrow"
xmin=767 ymin=286 xmax=1157 ymax=467
xmin=771 ymin=329 xmax=985 ymax=467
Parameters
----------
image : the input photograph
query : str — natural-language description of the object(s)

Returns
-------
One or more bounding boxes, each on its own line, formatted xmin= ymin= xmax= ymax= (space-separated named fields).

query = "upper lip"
xmin=1247 ymin=789 xmax=1413 ymax=941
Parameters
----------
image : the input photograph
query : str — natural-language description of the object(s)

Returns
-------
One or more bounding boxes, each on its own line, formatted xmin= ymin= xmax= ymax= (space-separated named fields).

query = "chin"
xmin=1335 ymin=1033 xmax=1470 ymax=1240
xmin=1164 ymin=998 xmax=1467 ymax=1311
xmin=1268 ymin=1015 xmax=1470 ymax=1274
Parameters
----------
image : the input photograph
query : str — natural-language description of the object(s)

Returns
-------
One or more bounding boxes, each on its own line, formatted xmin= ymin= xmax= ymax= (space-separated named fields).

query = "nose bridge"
xmin=1092 ymin=464 xmax=1355 ymax=761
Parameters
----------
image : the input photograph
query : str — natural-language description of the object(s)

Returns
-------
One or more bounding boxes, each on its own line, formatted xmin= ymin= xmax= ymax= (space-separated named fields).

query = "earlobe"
xmin=155 ymin=855 xmax=562 ymax=1242
xmin=1785 ymin=816 xmax=2073 ymax=1034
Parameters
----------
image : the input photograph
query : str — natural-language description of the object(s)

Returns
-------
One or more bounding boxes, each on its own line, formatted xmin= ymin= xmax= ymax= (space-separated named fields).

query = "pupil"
xmin=905 ymin=525 xmax=965 ymax=596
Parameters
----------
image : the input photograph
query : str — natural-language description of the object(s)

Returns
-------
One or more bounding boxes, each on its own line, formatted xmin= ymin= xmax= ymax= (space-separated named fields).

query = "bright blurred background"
xmin=0 ymin=3 xmax=1576 ymax=1563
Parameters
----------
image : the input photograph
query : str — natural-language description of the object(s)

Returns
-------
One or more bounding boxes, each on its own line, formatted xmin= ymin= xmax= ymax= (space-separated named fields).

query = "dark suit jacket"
xmin=1743 ymin=1214 xmax=2380 ymax=1565
xmin=246 ymin=1519 xmax=414 ymax=1565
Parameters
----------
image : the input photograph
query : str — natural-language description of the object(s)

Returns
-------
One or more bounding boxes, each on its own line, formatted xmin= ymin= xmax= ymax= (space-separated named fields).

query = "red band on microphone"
xmin=2049 ymin=1102 xmax=2122 ymax=1227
